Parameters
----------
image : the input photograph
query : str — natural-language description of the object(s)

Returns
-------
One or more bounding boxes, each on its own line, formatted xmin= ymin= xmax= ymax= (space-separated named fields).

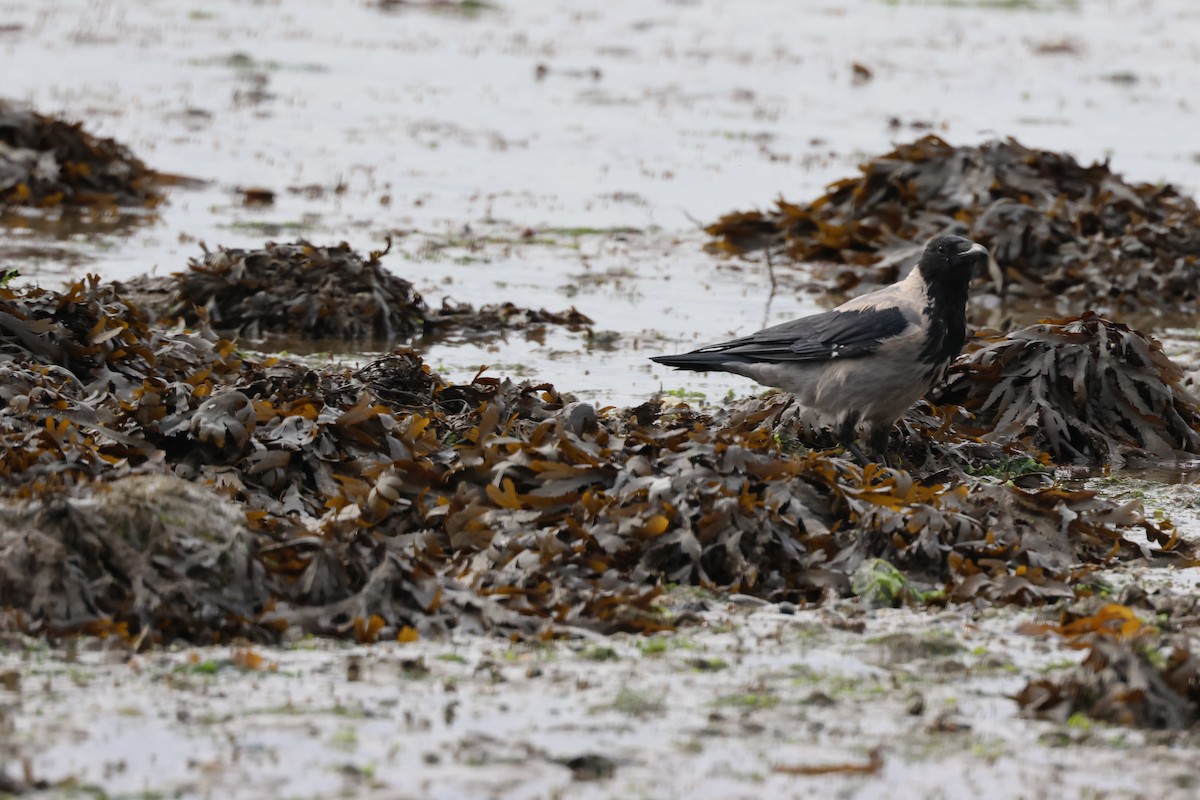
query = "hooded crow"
xmin=651 ymin=234 xmax=988 ymax=464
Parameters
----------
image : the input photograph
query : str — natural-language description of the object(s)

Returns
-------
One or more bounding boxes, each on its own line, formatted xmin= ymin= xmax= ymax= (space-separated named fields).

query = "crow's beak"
xmin=961 ymin=241 xmax=990 ymax=277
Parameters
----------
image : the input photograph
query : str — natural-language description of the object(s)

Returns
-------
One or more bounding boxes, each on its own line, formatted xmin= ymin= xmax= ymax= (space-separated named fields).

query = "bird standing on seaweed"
xmin=652 ymin=234 xmax=988 ymax=464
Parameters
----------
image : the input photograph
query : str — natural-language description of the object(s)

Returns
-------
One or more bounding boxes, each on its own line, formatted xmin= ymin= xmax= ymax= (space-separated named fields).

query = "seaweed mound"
xmin=940 ymin=313 xmax=1200 ymax=465
xmin=706 ymin=136 xmax=1200 ymax=312
xmin=1015 ymin=604 xmax=1200 ymax=730
xmin=144 ymin=240 xmax=427 ymax=341
xmin=0 ymin=279 xmax=1184 ymax=643
xmin=0 ymin=475 xmax=267 ymax=641
xmin=119 ymin=240 xmax=593 ymax=342
xmin=0 ymin=101 xmax=161 ymax=209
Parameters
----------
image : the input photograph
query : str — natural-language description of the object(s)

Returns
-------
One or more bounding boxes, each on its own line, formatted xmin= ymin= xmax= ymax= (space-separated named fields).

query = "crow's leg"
xmin=867 ymin=424 xmax=892 ymax=469
xmin=836 ymin=414 xmax=870 ymax=467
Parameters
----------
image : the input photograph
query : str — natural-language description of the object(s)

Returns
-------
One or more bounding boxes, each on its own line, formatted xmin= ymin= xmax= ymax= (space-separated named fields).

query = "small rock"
xmin=561 ymin=753 xmax=616 ymax=781
xmin=561 ymin=401 xmax=597 ymax=436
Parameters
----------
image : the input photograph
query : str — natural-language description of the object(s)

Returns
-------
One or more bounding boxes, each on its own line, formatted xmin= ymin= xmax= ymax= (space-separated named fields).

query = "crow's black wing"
xmin=652 ymin=307 xmax=910 ymax=369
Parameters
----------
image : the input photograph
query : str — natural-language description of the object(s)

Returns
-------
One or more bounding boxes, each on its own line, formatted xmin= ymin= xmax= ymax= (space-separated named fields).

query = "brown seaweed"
xmin=705 ymin=136 xmax=1200 ymax=313
xmin=0 ymin=101 xmax=162 ymax=211
xmin=939 ymin=313 xmax=1200 ymax=465
xmin=1015 ymin=603 xmax=1200 ymax=730
xmin=117 ymin=240 xmax=593 ymax=343
xmin=0 ymin=278 xmax=1185 ymax=644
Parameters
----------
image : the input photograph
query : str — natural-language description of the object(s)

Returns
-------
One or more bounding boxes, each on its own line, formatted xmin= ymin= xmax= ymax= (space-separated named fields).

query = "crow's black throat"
xmin=917 ymin=271 xmax=971 ymax=373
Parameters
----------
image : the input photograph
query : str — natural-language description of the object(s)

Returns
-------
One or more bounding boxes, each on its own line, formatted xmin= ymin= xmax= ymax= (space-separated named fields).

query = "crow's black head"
xmin=917 ymin=234 xmax=989 ymax=287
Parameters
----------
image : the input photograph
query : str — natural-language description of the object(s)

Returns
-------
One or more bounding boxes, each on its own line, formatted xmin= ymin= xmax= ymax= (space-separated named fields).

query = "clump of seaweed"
xmin=705 ymin=136 xmax=1200 ymax=312
xmin=118 ymin=240 xmax=593 ymax=343
xmin=0 ymin=474 xmax=268 ymax=642
xmin=0 ymin=101 xmax=162 ymax=210
xmin=431 ymin=297 xmax=594 ymax=341
xmin=1015 ymin=603 xmax=1200 ymax=730
xmin=938 ymin=313 xmax=1200 ymax=465
xmin=0 ymin=278 xmax=1185 ymax=644
xmin=128 ymin=240 xmax=427 ymax=341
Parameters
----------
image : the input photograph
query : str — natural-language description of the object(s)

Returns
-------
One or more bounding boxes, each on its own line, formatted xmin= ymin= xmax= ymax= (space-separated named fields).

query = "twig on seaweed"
xmin=760 ymin=247 xmax=779 ymax=329
xmin=681 ymin=208 xmax=709 ymax=231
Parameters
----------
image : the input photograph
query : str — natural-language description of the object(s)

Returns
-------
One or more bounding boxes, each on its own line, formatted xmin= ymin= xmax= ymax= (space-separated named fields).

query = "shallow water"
xmin=4 ymin=0 xmax=1200 ymax=404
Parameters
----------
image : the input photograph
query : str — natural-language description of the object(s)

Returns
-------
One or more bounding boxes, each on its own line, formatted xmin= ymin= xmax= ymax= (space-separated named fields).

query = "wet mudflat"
xmin=5 ymin=0 xmax=1200 ymax=798
xmin=8 ymin=597 xmax=1200 ymax=800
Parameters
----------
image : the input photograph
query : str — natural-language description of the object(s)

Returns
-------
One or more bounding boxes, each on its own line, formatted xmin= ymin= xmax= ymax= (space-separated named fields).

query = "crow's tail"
xmin=649 ymin=352 xmax=735 ymax=372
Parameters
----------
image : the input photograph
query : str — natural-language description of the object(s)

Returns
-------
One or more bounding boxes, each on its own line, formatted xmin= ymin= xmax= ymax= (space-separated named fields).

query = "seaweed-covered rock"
xmin=118 ymin=240 xmax=593 ymax=343
xmin=0 ymin=475 xmax=267 ymax=641
xmin=939 ymin=313 xmax=1200 ymax=465
xmin=0 ymin=101 xmax=161 ymax=209
xmin=706 ymin=136 xmax=1200 ymax=312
